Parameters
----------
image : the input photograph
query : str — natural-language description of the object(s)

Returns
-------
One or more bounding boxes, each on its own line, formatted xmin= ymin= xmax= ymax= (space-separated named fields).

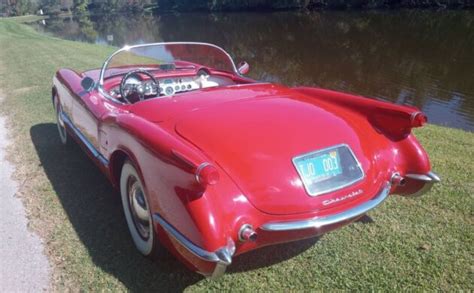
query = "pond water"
xmin=33 ymin=10 xmax=474 ymax=131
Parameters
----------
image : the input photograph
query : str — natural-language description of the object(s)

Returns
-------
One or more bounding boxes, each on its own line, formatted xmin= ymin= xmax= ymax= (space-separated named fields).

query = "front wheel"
xmin=120 ymin=160 xmax=158 ymax=256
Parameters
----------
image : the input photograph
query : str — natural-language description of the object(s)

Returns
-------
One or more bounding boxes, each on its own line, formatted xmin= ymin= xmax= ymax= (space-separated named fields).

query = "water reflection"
xmin=34 ymin=10 xmax=474 ymax=130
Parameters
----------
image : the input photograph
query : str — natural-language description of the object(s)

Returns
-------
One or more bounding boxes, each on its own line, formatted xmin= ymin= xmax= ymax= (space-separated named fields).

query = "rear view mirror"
xmin=237 ymin=61 xmax=250 ymax=75
xmin=81 ymin=77 xmax=95 ymax=92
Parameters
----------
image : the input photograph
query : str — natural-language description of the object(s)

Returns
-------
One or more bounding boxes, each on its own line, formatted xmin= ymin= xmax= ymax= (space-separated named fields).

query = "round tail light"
xmin=411 ymin=112 xmax=427 ymax=127
xmin=195 ymin=163 xmax=219 ymax=186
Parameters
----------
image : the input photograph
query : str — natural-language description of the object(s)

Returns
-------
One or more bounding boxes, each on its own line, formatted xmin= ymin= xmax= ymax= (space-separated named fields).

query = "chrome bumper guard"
xmin=153 ymin=214 xmax=235 ymax=279
xmin=405 ymin=171 xmax=440 ymax=197
xmin=261 ymin=181 xmax=392 ymax=232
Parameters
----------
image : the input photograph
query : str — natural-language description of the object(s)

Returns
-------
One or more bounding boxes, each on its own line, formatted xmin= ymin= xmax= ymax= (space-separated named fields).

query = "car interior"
xmin=104 ymin=67 xmax=242 ymax=104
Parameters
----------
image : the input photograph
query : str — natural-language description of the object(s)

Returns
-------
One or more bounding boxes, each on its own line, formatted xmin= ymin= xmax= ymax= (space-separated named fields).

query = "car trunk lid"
xmin=175 ymin=94 xmax=383 ymax=215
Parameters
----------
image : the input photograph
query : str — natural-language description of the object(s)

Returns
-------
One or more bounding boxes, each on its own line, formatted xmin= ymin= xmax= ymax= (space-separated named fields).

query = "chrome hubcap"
xmin=127 ymin=176 xmax=151 ymax=240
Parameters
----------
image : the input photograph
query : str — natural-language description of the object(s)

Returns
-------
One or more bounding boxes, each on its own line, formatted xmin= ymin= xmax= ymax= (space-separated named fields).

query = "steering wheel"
xmin=119 ymin=69 xmax=159 ymax=104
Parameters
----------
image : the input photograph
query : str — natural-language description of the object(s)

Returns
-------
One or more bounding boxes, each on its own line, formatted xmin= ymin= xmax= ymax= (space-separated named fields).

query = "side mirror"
xmin=237 ymin=61 xmax=250 ymax=75
xmin=81 ymin=76 xmax=95 ymax=92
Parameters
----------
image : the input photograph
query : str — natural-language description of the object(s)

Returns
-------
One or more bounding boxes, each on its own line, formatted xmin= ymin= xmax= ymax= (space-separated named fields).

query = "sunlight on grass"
xmin=0 ymin=19 xmax=472 ymax=291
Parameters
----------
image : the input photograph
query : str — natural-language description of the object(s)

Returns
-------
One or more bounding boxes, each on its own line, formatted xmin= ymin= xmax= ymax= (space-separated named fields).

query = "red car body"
xmin=52 ymin=42 xmax=439 ymax=278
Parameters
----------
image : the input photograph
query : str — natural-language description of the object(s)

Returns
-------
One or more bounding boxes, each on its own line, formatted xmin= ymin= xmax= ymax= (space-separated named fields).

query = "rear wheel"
xmin=120 ymin=160 xmax=158 ymax=256
xmin=54 ymin=97 xmax=68 ymax=145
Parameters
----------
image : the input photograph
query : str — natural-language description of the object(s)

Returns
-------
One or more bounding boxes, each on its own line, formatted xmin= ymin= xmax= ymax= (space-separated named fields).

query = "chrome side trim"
xmin=153 ymin=214 xmax=235 ymax=279
xmin=404 ymin=171 xmax=440 ymax=197
xmin=60 ymin=111 xmax=109 ymax=166
xmin=261 ymin=181 xmax=391 ymax=232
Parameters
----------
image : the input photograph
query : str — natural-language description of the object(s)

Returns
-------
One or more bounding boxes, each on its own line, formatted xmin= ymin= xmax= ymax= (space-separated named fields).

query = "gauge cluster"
xmin=109 ymin=74 xmax=234 ymax=100
xmin=160 ymin=77 xmax=200 ymax=96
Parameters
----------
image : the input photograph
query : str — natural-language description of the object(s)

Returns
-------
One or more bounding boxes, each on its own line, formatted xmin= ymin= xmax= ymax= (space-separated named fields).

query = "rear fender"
xmin=114 ymin=113 xmax=238 ymax=251
xmin=295 ymin=87 xmax=433 ymax=196
xmin=115 ymin=113 xmax=207 ymax=173
xmin=294 ymin=87 xmax=425 ymax=141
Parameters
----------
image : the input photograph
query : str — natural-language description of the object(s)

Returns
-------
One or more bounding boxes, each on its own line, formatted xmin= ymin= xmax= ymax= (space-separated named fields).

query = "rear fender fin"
xmin=294 ymin=87 xmax=426 ymax=141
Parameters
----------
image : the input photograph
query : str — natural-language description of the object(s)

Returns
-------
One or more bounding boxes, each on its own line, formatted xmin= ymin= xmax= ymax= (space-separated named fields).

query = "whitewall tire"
xmin=120 ymin=160 xmax=156 ymax=256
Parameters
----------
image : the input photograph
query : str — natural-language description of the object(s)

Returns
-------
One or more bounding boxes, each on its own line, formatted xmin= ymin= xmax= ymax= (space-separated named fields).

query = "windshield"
xmin=99 ymin=42 xmax=238 ymax=85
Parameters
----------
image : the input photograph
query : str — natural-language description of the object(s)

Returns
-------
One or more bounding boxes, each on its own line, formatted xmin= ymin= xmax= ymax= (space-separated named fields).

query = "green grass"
xmin=0 ymin=19 xmax=473 ymax=291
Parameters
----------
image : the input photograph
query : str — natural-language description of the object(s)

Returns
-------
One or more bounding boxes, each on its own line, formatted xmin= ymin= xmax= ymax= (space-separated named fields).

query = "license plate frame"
xmin=292 ymin=144 xmax=364 ymax=197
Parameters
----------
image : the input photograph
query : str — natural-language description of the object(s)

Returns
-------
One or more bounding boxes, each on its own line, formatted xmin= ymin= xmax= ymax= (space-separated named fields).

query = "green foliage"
xmin=1 ymin=0 xmax=473 ymax=16
xmin=73 ymin=0 xmax=89 ymax=13
xmin=38 ymin=0 xmax=61 ymax=14
xmin=16 ymin=0 xmax=33 ymax=15
xmin=153 ymin=0 xmax=472 ymax=10
xmin=89 ymin=0 xmax=153 ymax=12
xmin=1 ymin=0 xmax=37 ymax=16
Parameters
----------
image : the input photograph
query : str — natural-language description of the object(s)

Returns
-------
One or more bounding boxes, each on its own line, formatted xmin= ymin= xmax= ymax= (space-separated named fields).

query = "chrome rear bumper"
xmin=261 ymin=181 xmax=391 ymax=232
xmin=153 ymin=172 xmax=439 ymax=279
xmin=153 ymin=214 xmax=235 ymax=279
xmin=260 ymin=171 xmax=440 ymax=232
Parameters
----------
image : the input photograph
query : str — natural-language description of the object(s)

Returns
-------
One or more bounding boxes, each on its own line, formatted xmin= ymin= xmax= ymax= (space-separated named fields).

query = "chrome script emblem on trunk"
xmin=322 ymin=189 xmax=363 ymax=206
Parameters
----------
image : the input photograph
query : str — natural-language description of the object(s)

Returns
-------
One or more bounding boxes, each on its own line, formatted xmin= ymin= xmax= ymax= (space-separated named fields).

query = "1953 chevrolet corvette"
xmin=52 ymin=42 xmax=440 ymax=278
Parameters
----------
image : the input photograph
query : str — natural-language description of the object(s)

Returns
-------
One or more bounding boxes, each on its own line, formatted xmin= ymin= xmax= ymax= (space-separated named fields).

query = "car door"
xmin=71 ymin=91 xmax=108 ymax=158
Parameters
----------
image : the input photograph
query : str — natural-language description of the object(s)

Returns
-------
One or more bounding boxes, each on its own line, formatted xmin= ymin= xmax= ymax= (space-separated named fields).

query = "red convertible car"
xmin=52 ymin=42 xmax=439 ymax=278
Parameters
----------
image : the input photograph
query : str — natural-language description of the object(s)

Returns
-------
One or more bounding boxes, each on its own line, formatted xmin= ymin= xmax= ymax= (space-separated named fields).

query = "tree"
xmin=39 ymin=0 xmax=61 ymax=14
xmin=73 ymin=0 xmax=88 ymax=13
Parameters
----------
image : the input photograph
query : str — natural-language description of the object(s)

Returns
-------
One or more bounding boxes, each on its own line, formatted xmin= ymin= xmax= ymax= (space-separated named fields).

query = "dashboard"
xmin=109 ymin=73 xmax=234 ymax=99
xmin=160 ymin=77 xmax=200 ymax=96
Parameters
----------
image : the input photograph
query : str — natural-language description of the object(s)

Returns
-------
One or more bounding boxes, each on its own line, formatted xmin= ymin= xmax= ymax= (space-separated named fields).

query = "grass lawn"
xmin=0 ymin=18 xmax=473 ymax=291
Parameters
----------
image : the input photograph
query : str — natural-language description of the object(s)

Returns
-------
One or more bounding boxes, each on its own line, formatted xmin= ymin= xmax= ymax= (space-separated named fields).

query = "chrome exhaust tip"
xmin=391 ymin=172 xmax=406 ymax=186
xmin=239 ymin=224 xmax=257 ymax=242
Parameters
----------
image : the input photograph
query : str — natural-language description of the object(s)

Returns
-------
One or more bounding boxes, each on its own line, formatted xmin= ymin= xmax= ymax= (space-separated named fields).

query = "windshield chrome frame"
xmin=98 ymin=42 xmax=240 ymax=103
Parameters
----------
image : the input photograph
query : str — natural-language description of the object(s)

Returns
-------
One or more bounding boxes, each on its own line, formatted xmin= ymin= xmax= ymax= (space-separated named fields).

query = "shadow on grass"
xmin=31 ymin=123 xmax=320 ymax=290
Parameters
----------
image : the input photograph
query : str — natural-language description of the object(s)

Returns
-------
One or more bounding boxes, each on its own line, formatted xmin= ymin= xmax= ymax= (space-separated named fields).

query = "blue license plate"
xmin=294 ymin=149 xmax=342 ymax=184
xmin=293 ymin=145 xmax=364 ymax=196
